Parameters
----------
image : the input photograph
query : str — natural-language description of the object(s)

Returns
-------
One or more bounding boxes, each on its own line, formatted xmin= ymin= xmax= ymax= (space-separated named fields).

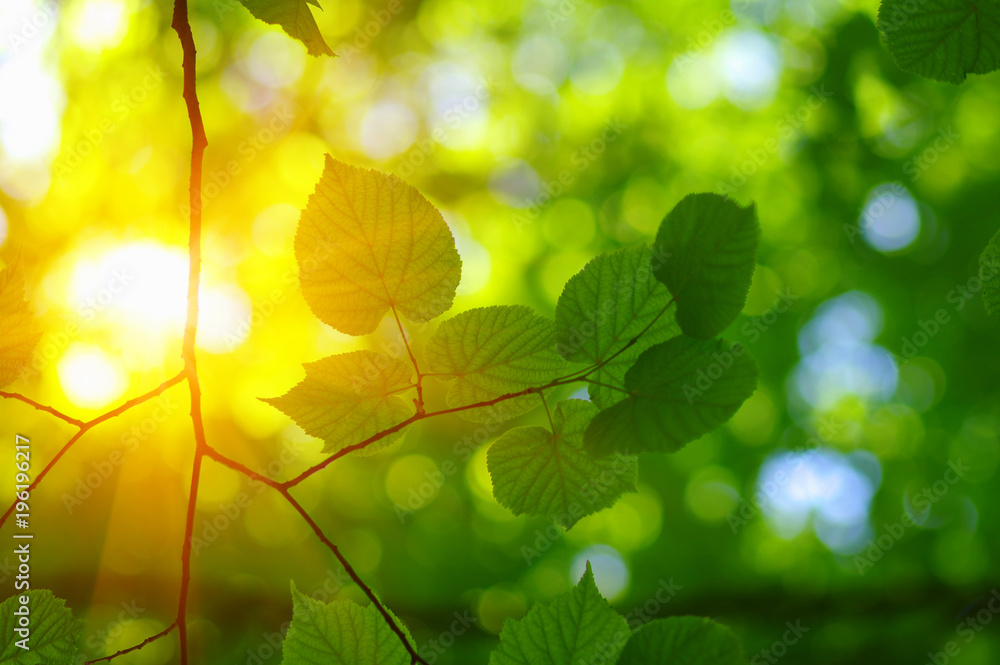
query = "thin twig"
xmin=84 ymin=622 xmax=177 ymax=664
xmin=0 ymin=391 xmax=85 ymax=427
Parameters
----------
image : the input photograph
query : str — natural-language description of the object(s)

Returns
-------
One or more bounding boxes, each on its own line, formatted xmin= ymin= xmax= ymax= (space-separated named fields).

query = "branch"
xmin=0 ymin=391 xmax=84 ymax=427
xmin=84 ymin=622 xmax=177 ymax=664
xmin=201 ymin=446 xmax=429 ymax=665
xmin=0 ymin=371 xmax=186 ymax=530
xmin=170 ymin=0 xmax=209 ymax=662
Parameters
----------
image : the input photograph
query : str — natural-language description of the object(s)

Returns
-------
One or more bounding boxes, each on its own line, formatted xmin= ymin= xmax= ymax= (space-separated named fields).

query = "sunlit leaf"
xmin=584 ymin=335 xmax=757 ymax=456
xmin=617 ymin=617 xmax=746 ymax=665
xmin=653 ymin=194 xmax=758 ymax=339
xmin=0 ymin=590 xmax=82 ymax=664
xmin=262 ymin=350 xmax=414 ymax=455
xmin=0 ymin=258 xmax=42 ymax=389
xmin=487 ymin=400 xmax=637 ymax=528
xmin=556 ymin=245 xmax=679 ymax=408
xmin=877 ymin=0 xmax=1000 ymax=84
xmin=981 ymin=227 xmax=1000 ymax=317
xmin=281 ymin=582 xmax=411 ymax=665
xmin=238 ymin=0 xmax=334 ymax=58
xmin=426 ymin=305 xmax=566 ymax=422
xmin=489 ymin=562 xmax=628 ymax=665
xmin=296 ymin=156 xmax=462 ymax=336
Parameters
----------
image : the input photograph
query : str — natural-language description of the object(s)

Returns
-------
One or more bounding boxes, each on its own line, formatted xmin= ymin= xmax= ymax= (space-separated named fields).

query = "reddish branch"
xmin=0 ymin=391 xmax=84 ymax=427
xmin=84 ymin=622 xmax=178 ymax=664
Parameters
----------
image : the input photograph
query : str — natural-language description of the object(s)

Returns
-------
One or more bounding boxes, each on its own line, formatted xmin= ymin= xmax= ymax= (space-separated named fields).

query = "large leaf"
xmin=0 ymin=258 xmax=42 ymax=389
xmin=489 ymin=562 xmax=628 ymax=665
xmin=877 ymin=0 xmax=1000 ymax=84
xmin=296 ymin=156 xmax=462 ymax=336
xmin=0 ymin=590 xmax=82 ymax=664
xmin=981 ymin=227 xmax=1000 ymax=317
xmin=653 ymin=194 xmax=758 ymax=339
xmin=556 ymin=245 xmax=680 ymax=408
xmin=584 ymin=335 xmax=757 ymax=456
xmin=239 ymin=0 xmax=334 ymax=58
xmin=617 ymin=617 xmax=746 ymax=665
xmin=262 ymin=350 xmax=414 ymax=454
xmin=281 ymin=582 xmax=412 ymax=665
xmin=426 ymin=305 xmax=567 ymax=422
xmin=487 ymin=400 xmax=637 ymax=528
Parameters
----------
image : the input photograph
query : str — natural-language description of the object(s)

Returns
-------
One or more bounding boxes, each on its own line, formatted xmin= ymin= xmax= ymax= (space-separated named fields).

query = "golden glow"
xmin=66 ymin=0 xmax=129 ymax=52
xmin=57 ymin=342 xmax=128 ymax=408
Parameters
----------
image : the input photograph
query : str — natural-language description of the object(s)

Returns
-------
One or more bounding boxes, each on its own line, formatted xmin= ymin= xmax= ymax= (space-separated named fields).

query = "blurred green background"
xmin=1 ymin=0 xmax=999 ymax=662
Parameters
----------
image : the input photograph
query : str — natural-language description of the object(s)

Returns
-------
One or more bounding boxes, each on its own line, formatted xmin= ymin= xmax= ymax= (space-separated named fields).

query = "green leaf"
xmin=584 ymin=335 xmax=757 ymax=456
xmin=262 ymin=350 xmax=415 ymax=455
xmin=617 ymin=617 xmax=746 ymax=665
xmin=980 ymin=228 xmax=1000 ymax=317
xmin=556 ymin=245 xmax=680 ymax=408
xmin=296 ymin=156 xmax=462 ymax=336
xmin=487 ymin=400 xmax=637 ymax=528
xmin=489 ymin=561 xmax=629 ymax=665
xmin=877 ymin=0 xmax=1000 ymax=84
xmin=653 ymin=193 xmax=758 ymax=339
xmin=239 ymin=0 xmax=334 ymax=58
xmin=426 ymin=305 xmax=567 ymax=422
xmin=0 ymin=258 xmax=42 ymax=389
xmin=281 ymin=581 xmax=412 ymax=665
xmin=0 ymin=590 xmax=82 ymax=664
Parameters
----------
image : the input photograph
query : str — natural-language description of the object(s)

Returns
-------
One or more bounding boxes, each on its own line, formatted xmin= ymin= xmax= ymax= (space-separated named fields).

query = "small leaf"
xmin=296 ymin=156 xmax=462 ymax=336
xmin=617 ymin=617 xmax=746 ymax=665
xmin=653 ymin=193 xmax=758 ymax=339
xmin=980 ymin=228 xmax=1000 ymax=317
xmin=877 ymin=0 xmax=1000 ymax=84
xmin=262 ymin=351 xmax=414 ymax=455
xmin=489 ymin=562 xmax=629 ymax=665
xmin=556 ymin=245 xmax=680 ymax=408
xmin=426 ymin=306 xmax=566 ymax=422
xmin=281 ymin=582 xmax=412 ymax=665
xmin=239 ymin=0 xmax=334 ymax=58
xmin=585 ymin=335 xmax=757 ymax=456
xmin=487 ymin=400 xmax=637 ymax=528
xmin=0 ymin=590 xmax=83 ymax=664
xmin=0 ymin=258 xmax=42 ymax=389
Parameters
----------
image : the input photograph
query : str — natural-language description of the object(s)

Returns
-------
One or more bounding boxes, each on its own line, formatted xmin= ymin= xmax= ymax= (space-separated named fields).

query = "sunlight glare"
xmin=58 ymin=343 xmax=128 ymax=408
xmin=67 ymin=0 xmax=129 ymax=51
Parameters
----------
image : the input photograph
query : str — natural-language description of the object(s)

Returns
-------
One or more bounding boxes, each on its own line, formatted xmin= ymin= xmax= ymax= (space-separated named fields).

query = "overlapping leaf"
xmin=262 ymin=350 xmax=414 ymax=454
xmin=617 ymin=617 xmax=746 ymax=665
xmin=0 ymin=590 xmax=82 ymax=664
xmin=426 ymin=305 xmax=566 ymax=422
xmin=0 ymin=258 xmax=42 ymax=389
xmin=239 ymin=0 xmax=334 ymax=57
xmin=487 ymin=400 xmax=637 ymax=528
xmin=981 ymin=228 xmax=1000 ymax=318
xmin=653 ymin=194 xmax=758 ymax=339
xmin=877 ymin=0 xmax=1000 ymax=84
xmin=296 ymin=156 xmax=462 ymax=336
xmin=489 ymin=562 xmax=628 ymax=665
xmin=281 ymin=582 xmax=411 ymax=665
xmin=556 ymin=245 xmax=680 ymax=408
xmin=585 ymin=335 xmax=757 ymax=457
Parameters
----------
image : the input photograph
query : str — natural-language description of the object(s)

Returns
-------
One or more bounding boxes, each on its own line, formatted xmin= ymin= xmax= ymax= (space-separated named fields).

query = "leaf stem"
xmin=391 ymin=304 xmax=425 ymax=414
